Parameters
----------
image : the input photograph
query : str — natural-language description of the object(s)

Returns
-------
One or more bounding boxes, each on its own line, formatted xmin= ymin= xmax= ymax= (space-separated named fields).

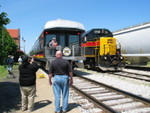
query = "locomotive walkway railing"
xmin=44 ymin=45 xmax=84 ymax=59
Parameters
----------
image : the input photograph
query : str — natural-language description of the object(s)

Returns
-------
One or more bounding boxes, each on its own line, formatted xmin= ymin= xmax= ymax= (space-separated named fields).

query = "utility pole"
xmin=22 ymin=37 xmax=26 ymax=53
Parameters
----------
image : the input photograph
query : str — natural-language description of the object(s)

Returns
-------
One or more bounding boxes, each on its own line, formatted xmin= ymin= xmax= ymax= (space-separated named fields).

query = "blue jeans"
xmin=53 ymin=75 xmax=69 ymax=112
xmin=7 ymin=64 xmax=13 ymax=72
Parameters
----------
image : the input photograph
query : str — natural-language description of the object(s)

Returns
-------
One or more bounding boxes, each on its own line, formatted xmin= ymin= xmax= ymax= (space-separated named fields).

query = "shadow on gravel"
xmin=0 ymin=81 xmax=21 ymax=113
xmin=73 ymin=70 xmax=91 ymax=76
xmin=34 ymin=100 xmax=52 ymax=111
xmin=68 ymin=103 xmax=80 ymax=111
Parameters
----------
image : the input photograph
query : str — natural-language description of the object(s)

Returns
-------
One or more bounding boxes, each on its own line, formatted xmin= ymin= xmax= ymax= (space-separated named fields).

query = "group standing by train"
xmin=8 ymin=19 xmax=125 ymax=113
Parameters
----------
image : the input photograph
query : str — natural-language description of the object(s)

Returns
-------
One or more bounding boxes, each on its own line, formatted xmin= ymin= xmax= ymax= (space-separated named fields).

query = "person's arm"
xmin=49 ymin=41 xmax=53 ymax=47
xmin=69 ymin=71 xmax=73 ymax=85
xmin=49 ymin=73 xmax=53 ymax=85
xmin=48 ymin=62 xmax=54 ymax=85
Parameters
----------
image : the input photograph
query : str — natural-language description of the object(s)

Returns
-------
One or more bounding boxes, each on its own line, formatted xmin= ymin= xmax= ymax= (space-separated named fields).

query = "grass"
xmin=147 ymin=62 xmax=150 ymax=67
xmin=0 ymin=64 xmax=19 ymax=80
xmin=0 ymin=65 xmax=8 ymax=79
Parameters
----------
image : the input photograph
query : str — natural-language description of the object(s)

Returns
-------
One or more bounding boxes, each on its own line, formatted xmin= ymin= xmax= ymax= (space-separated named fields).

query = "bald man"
xmin=48 ymin=51 xmax=73 ymax=113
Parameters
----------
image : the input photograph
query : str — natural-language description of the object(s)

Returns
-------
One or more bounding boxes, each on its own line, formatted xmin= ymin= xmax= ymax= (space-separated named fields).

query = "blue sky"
xmin=1 ymin=0 xmax=150 ymax=54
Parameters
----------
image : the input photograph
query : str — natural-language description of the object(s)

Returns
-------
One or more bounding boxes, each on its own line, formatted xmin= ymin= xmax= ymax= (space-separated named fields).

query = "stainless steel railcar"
xmin=29 ymin=19 xmax=85 ymax=69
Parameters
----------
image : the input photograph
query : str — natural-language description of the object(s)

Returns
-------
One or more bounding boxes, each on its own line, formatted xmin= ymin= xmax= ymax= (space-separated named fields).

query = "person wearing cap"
xmin=6 ymin=55 xmax=15 ymax=78
xmin=49 ymin=51 xmax=73 ymax=113
xmin=49 ymin=37 xmax=58 ymax=47
xmin=18 ymin=56 xmax=39 ymax=112
xmin=49 ymin=37 xmax=58 ymax=56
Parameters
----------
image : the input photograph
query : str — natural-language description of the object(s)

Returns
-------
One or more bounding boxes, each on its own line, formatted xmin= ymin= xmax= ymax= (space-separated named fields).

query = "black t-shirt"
xmin=49 ymin=58 xmax=72 ymax=76
xmin=19 ymin=62 xmax=39 ymax=86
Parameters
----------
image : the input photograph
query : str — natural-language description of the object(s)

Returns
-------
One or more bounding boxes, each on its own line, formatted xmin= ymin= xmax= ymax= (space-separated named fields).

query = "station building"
xmin=7 ymin=29 xmax=20 ymax=49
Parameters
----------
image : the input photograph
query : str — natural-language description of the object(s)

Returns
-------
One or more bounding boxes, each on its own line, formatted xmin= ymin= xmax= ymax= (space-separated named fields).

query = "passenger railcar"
xmin=29 ymin=19 xmax=85 ymax=69
xmin=80 ymin=29 xmax=124 ymax=71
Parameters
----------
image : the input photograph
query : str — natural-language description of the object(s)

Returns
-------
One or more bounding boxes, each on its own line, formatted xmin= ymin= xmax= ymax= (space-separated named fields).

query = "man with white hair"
xmin=49 ymin=51 xmax=73 ymax=113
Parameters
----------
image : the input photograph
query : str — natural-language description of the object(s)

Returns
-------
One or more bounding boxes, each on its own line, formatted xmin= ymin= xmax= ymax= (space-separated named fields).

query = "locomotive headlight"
xmin=120 ymin=56 xmax=123 ymax=59
xmin=63 ymin=47 xmax=71 ymax=56
xmin=104 ymin=56 xmax=107 ymax=60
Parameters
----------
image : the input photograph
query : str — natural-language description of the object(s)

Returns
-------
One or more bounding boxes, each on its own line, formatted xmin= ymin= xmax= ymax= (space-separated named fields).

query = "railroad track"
xmin=91 ymin=67 xmax=150 ymax=82
xmin=125 ymin=66 xmax=150 ymax=71
xmin=110 ymin=70 xmax=150 ymax=82
xmin=70 ymin=75 xmax=150 ymax=113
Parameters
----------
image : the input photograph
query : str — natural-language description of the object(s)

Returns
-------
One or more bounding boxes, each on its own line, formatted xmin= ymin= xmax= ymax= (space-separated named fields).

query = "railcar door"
xmin=59 ymin=35 xmax=66 ymax=49
xmin=68 ymin=35 xmax=80 ymax=56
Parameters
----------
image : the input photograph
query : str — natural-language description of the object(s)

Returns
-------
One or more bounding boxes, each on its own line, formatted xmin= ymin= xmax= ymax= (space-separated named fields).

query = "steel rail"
xmin=71 ymin=85 xmax=119 ymax=113
xmin=112 ymin=73 xmax=150 ymax=82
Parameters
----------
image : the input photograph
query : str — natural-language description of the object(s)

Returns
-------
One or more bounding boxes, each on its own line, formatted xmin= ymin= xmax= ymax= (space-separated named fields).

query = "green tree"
xmin=0 ymin=12 xmax=18 ymax=64
xmin=0 ymin=12 xmax=10 ymax=26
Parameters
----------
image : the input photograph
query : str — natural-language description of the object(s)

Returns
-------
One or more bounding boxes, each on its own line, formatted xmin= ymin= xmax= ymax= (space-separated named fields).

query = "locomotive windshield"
xmin=81 ymin=29 xmax=113 ymax=42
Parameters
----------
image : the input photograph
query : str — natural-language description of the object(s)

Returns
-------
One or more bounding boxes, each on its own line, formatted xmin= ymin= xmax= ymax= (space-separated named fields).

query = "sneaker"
xmin=22 ymin=108 xmax=27 ymax=111
xmin=28 ymin=109 xmax=33 ymax=112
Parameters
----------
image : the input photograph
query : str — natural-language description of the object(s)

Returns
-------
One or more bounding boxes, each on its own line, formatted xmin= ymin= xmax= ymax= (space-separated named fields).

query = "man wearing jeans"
xmin=6 ymin=55 xmax=15 ymax=78
xmin=49 ymin=51 xmax=73 ymax=113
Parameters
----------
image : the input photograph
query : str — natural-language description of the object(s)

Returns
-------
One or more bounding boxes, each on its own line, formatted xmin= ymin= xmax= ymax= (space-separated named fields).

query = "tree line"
xmin=0 ymin=12 xmax=23 ymax=65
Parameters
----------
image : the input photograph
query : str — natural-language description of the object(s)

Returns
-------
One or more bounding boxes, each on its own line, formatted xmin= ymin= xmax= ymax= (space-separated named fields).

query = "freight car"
xmin=80 ymin=29 xmax=124 ymax=71
xmin=113 ymin=21 xmax=150 ymax=66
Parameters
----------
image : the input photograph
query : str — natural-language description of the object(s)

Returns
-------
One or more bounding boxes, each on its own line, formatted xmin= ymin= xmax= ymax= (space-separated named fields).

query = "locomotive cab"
xmin=81 ymin=29 xmax=124 ymax=71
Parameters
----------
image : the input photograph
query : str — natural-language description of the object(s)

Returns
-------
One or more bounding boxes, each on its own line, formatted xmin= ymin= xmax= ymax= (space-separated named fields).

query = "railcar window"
xmin=45 ymin=34 xmax=56 ymax=46
xmin=59 ymin=35 xmax=65 ymax=48
xmin=69 ymin=35 xmax=79 ymax=47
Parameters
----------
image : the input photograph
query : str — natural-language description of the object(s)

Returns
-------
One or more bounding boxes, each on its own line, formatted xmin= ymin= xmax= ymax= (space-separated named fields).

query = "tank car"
xmin=113 ymin=21 xmax=150 ymax=66
xmin=29 ymin=19 xmax=85 ymax=70
xmin=80 ymin=29 xmax=124 ymax=71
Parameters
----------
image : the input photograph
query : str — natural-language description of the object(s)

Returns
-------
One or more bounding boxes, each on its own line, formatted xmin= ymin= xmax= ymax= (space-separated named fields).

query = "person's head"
xmin=52 ymin=37 xmax=56 ymax=41
xmin=21 ymin=56 xmax=31 ymax=67
xmin=8 ymin=55 xmax=11 ymax=58
xmin=22 ymin=56 xmax=30 ymax=63
xmin=55 ymin=51 xmax=62 ymax=58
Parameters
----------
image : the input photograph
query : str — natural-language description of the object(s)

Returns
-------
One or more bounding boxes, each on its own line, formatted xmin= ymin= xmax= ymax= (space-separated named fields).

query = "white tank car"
xmin=113 ymin=22 xmax=150 ymax=65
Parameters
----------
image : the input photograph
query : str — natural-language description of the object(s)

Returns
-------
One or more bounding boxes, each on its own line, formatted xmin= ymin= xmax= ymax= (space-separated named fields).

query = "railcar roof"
xmin=113 ymin=21 xmax=150 ymax=35
xmin=81 ymin=28 xmax=112 ymax=37
xmin=44 ymin=19 xmax=85 ymax=31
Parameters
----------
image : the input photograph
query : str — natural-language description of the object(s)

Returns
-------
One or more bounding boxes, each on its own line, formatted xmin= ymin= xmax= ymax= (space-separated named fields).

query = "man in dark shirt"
xmin=18 ymin=56 xmax=39 ymax=112
xmin=49 ymin=51 xmax=73 ymax=113
xmin=6 ymin=55 xmax=15 ymax=78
